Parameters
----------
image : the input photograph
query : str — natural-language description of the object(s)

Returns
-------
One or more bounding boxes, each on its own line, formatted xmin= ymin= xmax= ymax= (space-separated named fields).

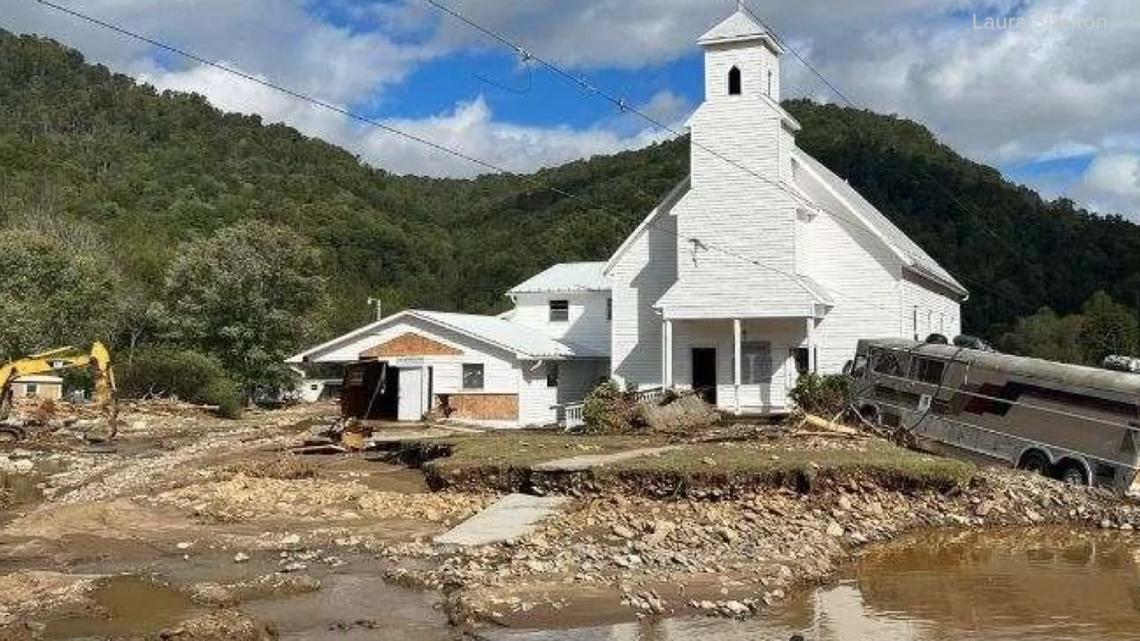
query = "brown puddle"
xmin=44 ymin=576 xmax=196 ymax=639
xmin=240 ymin=573 xmax=452 ymax=641
xmin=485 ymin=527 xmax=1140 ymax=641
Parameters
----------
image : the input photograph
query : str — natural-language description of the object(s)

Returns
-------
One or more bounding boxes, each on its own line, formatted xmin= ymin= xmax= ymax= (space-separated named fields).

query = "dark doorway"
xmin=691 ymin=348 xmax=718 ymax=405
xmin=341 ymin=361 xmax=399 ymax=420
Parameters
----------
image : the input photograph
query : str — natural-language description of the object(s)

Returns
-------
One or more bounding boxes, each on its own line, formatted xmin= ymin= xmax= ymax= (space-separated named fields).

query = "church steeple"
xmin=698 ymin=5 xmax=783 ymax=102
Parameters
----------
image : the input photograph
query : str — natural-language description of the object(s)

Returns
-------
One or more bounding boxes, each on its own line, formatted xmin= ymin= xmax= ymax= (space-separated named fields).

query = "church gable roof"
xmin=792 ymin=149 xmax=967 ymax=297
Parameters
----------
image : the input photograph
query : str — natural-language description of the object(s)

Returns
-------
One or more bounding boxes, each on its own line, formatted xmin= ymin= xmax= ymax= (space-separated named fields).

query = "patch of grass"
xmin=410 ymin=430 xmax=974 ymax=495
xmin=613 ymin=437 xmax=975 ymax=492
xmin=431 ymin=431 xmax=666 ymax=472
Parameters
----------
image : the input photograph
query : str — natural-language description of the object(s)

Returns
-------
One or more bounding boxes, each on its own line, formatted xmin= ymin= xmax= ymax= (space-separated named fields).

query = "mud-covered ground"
xmin=0 ymin=403 xmax=483 ymax=640
xmin=3 ymin=406 xmax=1140 ymax=640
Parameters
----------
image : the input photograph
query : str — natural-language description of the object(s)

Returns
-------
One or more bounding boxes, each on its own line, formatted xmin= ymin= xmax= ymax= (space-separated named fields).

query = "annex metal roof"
xmin=287 ymin=310 xmax=582 ymax=363
xmin=793 ymin=150 xmax=968 ymax=297
xmin=508 ymin=262 xmax=611 ymax=295
xmin=411 ymin=311 xmax=576 ymax=359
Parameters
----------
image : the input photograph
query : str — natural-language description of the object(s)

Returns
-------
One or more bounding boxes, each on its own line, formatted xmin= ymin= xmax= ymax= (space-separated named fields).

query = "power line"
xmin=736 ymin=0 xmax=1026 ymax=263
xmin=419 ymin=0 xmax=820 ymax=214
xmin=27 ymin=0 xmax=927 ymax=322
xmin=416 ymin=0 xmax=975 ymax=318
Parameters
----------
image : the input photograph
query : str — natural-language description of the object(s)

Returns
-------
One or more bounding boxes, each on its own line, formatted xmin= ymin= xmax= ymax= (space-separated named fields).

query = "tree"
xmin=157 ymin=221 xmax=327 ymax=396
xmin=998 ymin=307 xmax=1084 ymax=364
xmin=999 ymin=292 xmax=1138 ymax=367
xmin=1078 ymin=291 xmax=1137 ymax=365
xmin=0 ymin=229 xmax=118 ymax=359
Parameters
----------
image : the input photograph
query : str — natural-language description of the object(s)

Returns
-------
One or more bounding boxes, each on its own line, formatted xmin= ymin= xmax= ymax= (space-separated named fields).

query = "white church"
xmin=289 ymin=7 xmax=967 ymax=426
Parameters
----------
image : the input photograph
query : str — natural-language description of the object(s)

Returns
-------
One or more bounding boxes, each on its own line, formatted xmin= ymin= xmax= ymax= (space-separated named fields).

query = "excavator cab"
xmin=0 ymin=342 xmax=118 ymax=444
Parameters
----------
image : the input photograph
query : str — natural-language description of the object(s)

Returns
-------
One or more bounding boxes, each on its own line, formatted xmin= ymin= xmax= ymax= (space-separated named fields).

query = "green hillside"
xmin=3 ymin=29 xmax=1139 ymax=366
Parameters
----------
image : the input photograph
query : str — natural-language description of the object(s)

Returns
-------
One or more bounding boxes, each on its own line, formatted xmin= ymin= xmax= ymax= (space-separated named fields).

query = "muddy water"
xmin=44 ymin=577 xmax=197 ymax=639
xmin=488 ymin=528 xmax=1140 ymax=641
xmin=241 ymin=574 xmax=452 ymax=641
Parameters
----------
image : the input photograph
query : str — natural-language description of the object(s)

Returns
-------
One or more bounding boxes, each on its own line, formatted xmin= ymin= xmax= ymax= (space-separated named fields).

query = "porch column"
xmin=806 ymin=318 xmax=817 ymax=373
xmin=663 ymin=319 xmax=674 ymax=388
xmin=733 ymin=319 xmax=742 ymax=415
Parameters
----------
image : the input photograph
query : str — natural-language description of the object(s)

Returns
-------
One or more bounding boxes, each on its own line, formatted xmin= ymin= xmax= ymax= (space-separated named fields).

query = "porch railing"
xmin=557 ymin=402 xmax=586 ymax=431
xmin=634 ymin=386 xmax=666 ymax=404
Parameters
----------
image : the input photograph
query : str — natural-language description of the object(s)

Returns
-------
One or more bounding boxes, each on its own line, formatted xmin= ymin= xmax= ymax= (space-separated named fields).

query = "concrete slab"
xmin=434 ymin=493 xmax=568 ymax=546
xmin=531 ymin=445 xmax=682 ymax=472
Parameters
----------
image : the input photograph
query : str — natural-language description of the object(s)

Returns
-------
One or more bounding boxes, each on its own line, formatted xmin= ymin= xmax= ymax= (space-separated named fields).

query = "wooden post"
xmin=664 ymin=319 xmax=674 ymax=388
xmin=806 ymin=317 xmax=816 ymax=373
xmin=733 ymin=318 xmax=742 ymax=415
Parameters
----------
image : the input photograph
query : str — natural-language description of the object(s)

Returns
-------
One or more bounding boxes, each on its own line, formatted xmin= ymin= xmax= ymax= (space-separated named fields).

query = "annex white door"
xmin=397 ymin=367 xmax=424 ymax=421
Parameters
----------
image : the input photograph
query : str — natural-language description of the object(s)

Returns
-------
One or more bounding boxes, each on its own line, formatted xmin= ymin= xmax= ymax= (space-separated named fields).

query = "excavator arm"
xmin=0 ymin=342 xmax=118 ymax=442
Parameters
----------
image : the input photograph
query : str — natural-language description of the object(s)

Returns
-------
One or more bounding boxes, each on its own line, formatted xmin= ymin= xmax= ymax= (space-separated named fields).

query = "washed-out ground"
xmin=3 ymin=404 xmax=1140 ymax=640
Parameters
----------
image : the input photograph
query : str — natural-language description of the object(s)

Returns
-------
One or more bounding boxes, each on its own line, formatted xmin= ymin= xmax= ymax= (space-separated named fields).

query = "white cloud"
xmin=4 ymin=0 xmax=434 ymax=105
xmin=1071 ymin=153 xmax=1140 ymax=215
xmin=357 ymin=96 xmax=672 ymax=178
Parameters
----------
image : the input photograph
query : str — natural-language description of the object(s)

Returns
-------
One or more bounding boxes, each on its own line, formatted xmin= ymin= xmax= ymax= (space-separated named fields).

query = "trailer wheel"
xmin=1017 ymin=450 xmax=1052 ymax=476
xmin=1056 ymin=460 xmax=1089 ymax=486
xmin=858 ymin=404 xmax=881 ymax=425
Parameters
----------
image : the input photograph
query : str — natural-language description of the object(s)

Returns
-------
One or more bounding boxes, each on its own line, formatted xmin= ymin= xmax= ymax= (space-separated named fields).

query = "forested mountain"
xmin=3 ymin=29 xmax=1139 ymax=363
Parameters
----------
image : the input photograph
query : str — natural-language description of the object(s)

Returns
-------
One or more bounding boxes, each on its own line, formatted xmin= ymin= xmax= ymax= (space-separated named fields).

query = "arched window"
xmin=728 ymin=66 xmax=742 ymax=95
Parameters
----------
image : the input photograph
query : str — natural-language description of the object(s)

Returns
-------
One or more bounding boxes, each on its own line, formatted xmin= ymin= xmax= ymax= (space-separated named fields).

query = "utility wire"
xmin=423 ymin=0 xmax=1016 ymax=313
xmin=27 ymin=0 xmax=927 ymax=323
xmin=737 ymin=0 xmax=1026 ymax=263
xmin=419 ymin=0 xmax=820 ymax=214
xmin=417 ymin=0 xmax=978 ymax=318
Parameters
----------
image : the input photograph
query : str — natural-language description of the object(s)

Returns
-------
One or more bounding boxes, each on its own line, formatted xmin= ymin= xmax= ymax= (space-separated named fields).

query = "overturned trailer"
xmin=848 ymin=338 xmax=1140 ymax=492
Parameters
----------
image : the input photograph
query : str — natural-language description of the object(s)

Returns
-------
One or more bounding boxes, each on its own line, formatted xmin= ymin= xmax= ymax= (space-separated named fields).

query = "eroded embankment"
xmin=378 ymin=434 xmax=1140 ymax=629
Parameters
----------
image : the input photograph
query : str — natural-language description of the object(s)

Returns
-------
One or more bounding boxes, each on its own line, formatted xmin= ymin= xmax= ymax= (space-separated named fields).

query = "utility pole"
xmin=367 ymin=297 xmax=382 ymax=322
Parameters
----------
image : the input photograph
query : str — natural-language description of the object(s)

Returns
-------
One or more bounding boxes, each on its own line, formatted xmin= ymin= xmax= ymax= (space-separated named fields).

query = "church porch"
xmin=662 ymin=317 xmax=818 ymax=415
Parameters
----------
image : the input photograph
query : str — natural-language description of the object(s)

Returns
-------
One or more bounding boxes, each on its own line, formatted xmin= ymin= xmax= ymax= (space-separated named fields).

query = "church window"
xmin=728 ymin=66 xmax=742 ymax=95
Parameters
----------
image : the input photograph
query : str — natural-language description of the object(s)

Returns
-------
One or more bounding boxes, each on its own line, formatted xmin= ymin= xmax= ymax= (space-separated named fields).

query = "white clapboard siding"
xmin=558 ymin=360 xmax=609 ymax=405
xmin=794 ymin=167 xmax=906 ymax=374
xmin=902 ymin=272 xmax=963 ymax=341
xmin=518 ymin=364 xmax=558 ymax=427
xmin=608 ymin=198 xmax=680 ymax=389
xmin=509 ymin=292 xmax=611 ymax=356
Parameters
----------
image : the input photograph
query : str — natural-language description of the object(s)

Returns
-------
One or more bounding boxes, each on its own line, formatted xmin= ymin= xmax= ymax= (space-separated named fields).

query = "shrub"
xmin=789 ymin=373 xmax=854 ymax=417
xmin=117 ymin=348 xmax=244 ymax=418
xmin=581 ymin=380 xmax=642 ymax=434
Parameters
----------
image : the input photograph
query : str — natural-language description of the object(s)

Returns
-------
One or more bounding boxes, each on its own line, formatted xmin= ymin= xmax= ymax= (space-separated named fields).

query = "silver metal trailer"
xmin=848 ymin=338 xmax=1140 ymax=492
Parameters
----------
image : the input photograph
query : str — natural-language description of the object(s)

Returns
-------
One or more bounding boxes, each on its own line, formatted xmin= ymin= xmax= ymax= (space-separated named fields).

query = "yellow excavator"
xmin=0 ymin=342 xmax=118 ymax=444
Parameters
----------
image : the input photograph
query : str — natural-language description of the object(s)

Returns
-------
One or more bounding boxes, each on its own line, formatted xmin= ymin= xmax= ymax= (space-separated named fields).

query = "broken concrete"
xmin=434 ymin=493 xmax=568 ymax=546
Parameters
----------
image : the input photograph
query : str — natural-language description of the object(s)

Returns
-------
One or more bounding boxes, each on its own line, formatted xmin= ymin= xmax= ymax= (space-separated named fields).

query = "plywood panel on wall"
xmin=443 ymin=394 xmax=519 ymax=421
xmin=360 ymin=332 xmax=463 ymax=359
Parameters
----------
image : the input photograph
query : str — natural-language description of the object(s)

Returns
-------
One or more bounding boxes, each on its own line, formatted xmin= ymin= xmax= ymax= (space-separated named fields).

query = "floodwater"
xmin=44 ymin=577 xmax=197 ymax=639
xmin=487 ymin=527 xmax=1140 ymax=641
xmin=241 ymin=574 xmax=452 ymax=641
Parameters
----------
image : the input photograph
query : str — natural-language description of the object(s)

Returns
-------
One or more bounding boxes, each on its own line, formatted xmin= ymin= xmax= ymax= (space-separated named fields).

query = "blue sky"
xmin=4 ymin=0 xmax=1139 ymax=218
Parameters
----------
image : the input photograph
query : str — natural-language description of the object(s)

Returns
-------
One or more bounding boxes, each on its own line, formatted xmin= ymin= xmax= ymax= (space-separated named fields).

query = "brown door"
xmin=691 ymin=348 xmax=717 ymax=405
